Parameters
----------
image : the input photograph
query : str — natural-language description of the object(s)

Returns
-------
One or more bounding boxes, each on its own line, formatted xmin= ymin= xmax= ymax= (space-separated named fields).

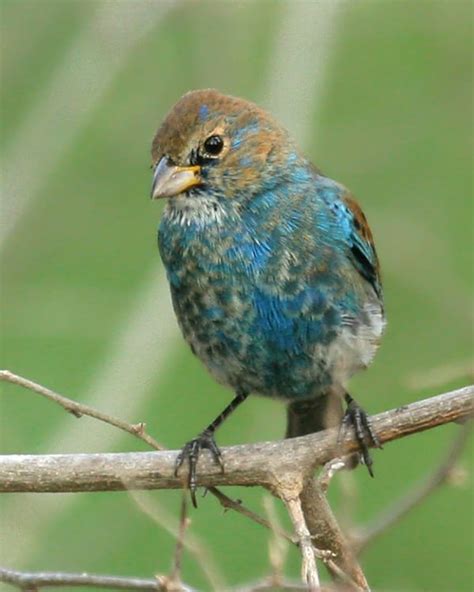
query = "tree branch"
xmin=299 ymin=479 xmax=368 ymax=591
xmin=2 ymin=370 xmax=472 ymax=591
xmin=0 ymin=370 xmax=291 ymax=546
xmin=1 ymin=385 xmax=471 ymax=494
xmin=0 ymin=567 xmax=335 ymax=592
xmin=0 ymin=566 xmax=196 ymax=592
xmin=0 ymin=370 xmax=164 ymax=451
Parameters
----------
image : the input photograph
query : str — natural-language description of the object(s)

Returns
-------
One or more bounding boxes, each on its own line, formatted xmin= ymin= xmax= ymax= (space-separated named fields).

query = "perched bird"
xmin=151 ymin=89 xmax=385 ymax=506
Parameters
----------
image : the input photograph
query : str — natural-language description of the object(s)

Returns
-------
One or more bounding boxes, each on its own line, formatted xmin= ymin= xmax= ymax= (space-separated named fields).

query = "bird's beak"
xmin=150 ymin=156 xmax=201 ymax=199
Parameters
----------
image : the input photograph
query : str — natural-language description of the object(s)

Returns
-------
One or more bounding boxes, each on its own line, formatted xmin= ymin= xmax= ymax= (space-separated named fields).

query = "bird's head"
xmin=150 ymin=89 xmax=297 ymax=203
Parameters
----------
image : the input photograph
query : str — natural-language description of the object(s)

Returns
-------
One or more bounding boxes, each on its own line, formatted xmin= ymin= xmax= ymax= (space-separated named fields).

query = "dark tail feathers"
xmin=286 ymin=395 xmax=343 ymax=439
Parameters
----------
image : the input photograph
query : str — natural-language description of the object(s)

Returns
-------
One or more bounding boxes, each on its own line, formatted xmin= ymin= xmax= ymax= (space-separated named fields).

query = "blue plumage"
xmin=151 ymin=89 xmax=385 ymax=504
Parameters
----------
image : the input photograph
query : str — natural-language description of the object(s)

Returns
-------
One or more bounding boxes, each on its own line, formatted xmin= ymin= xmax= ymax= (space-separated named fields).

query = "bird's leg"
xmin=175 ymin=389 xmax=249 ymax=507
xmin=339 ymin=392 xmax=382 ymax=477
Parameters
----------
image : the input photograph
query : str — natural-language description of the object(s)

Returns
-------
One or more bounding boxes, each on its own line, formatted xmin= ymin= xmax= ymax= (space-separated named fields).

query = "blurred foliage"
xmin=0 ymin=1 xmax=472 ymax=591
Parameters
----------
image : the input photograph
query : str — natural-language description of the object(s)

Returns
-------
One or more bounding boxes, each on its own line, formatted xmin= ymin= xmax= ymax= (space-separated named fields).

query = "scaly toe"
xmin=174 ymin=431 xmax=223 ymax=507
xmin=340 ymin=395 xmax=379 ymax=478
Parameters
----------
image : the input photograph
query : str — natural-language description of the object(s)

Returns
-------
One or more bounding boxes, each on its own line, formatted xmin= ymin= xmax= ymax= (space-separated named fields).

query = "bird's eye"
xmin=203 ymin=135 xmax=224 ymax=157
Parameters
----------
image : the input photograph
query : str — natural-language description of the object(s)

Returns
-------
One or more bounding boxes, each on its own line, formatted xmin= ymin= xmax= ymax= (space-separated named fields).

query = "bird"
xmin=150 ymin=89 xmax=385 ymax=506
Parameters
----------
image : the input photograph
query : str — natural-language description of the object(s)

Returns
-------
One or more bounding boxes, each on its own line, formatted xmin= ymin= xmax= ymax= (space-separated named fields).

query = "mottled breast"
xmin=158 ymin=184 xmax=384 ymax=400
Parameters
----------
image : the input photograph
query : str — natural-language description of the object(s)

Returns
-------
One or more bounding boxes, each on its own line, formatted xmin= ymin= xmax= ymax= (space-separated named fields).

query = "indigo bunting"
xmin=151 ymin=90 xmax=385 ymax=505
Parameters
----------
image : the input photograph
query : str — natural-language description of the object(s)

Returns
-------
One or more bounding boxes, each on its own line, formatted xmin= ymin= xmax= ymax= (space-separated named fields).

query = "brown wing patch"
xmin=341 ymin=193 xmax=373 ymax=244
xmin=341 ymin=192 xmax=381 ymax=284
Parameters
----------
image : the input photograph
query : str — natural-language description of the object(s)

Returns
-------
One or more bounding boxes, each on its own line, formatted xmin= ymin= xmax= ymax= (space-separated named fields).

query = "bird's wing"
xmin=317 ymin=178 xmax=382 ymax=300
xmin=240 ymin=178 xmax=383 ymax=353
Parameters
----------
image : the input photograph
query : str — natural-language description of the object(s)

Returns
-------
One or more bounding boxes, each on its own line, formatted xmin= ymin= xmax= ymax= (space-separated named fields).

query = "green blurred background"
xmin=1 ymin=1 xmax=472 ymax=590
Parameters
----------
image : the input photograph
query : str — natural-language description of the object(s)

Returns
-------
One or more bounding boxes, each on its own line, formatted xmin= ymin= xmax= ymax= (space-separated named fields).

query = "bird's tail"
xmin=285 ymin=394 xmax=343 ymax=438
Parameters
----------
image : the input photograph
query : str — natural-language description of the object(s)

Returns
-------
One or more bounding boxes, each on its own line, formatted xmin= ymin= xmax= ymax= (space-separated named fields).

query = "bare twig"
xmin=235 ymin=580 xmax=341 ymax=592
xmin=352 ymin=420 xmax=473 ymax=552
xmin=2 ymin=385 xmax=471 ymax=494
xmin=406 ymin=358 xmax=474 ymax=390
xmin=0 ymin=370 xmax=164 ymax=451
xmin=168 ymin=494 xmax=190 ymax=589
xmin=0 ymin=566 xmax=343 ymax=592
xmin=0 ymin=566 xmax=196 ymax=592
xmin=263 ymin=495 xmax=290 ymax=586
xmin=235 ymin=580 xmax=310 ymax=592
xmin=210 ymin=487 xmax=295 ymax=544
xmin=283 ymin=494 xmax=320 ymax=591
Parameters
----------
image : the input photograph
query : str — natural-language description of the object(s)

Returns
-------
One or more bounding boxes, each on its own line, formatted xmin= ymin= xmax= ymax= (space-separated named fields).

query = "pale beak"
xmin=150 ymin=156 xmax=201 ymax=199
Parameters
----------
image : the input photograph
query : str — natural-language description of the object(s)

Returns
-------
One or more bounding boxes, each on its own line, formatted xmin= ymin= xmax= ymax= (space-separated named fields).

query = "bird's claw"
xmin=175 ymin=429 xmax=224 ymax=507
xmin=338 ymin=397 xmax=382 ymax=477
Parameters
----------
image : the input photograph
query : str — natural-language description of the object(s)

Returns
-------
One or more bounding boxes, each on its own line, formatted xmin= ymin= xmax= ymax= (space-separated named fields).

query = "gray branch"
xmin=1 ymin=385 xmax=472 ymax=494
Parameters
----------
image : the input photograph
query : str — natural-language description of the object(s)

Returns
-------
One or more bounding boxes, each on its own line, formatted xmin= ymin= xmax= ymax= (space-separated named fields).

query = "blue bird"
xmin=151 ymin=89 xmax=385 ymax=506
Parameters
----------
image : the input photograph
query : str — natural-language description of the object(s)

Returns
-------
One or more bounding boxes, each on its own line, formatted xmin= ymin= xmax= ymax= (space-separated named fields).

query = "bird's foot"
xmin=175 ymin=429 xmax=224 ymax=507
xmin=339 ymin=394 xmax=382 ymax=477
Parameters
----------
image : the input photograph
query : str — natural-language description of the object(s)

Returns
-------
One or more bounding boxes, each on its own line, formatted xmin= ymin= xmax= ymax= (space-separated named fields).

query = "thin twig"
xmin=0 ymin=370 xmax=164 ymax=451
xmin=0 ymin=566 xmax=196 ymax=592
xmin=352 ymin=419 xmax=473 ymax=552
xmin=0 ymin=566 xmax=342 ymax=592
xmin=283 ymin=494 xmax=320 ymax=591
xmin=406 ymin=358 xmax=474 ymax=390
xmin=263 ymin=495 xmax=290 ymax=586
xmin=169 ymin=493 xmax=190 ymax=588
xmin=209 ymin=486 xmax=295 ymax=545
xmin=235 ymin=578 xmax=332 ymax=592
